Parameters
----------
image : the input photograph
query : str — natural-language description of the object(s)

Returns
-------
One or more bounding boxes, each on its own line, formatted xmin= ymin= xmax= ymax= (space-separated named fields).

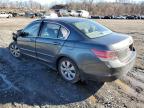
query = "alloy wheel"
xmin=60 ymin=60 xmax=76 ymax=81
xmin=10 ymin=44 xmax=21 ymax=58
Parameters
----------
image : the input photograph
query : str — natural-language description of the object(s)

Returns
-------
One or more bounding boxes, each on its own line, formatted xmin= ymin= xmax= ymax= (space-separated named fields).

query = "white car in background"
xmin=42 ymin=12 xmax=58 ymax=19
xmin=0 ymin=12 xmax=12 ymax=18
xmin=76 ymin=10 xmax=90 ymax=18
xmin=68 ymin=10 xmax=77 ymax=16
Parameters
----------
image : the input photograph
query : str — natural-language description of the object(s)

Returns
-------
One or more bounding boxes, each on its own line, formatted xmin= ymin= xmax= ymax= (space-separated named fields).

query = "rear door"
xmin=36 ymin=21 xmax=69 ymax=63
xmin=17 ymin=21 xmax=41 ymax=57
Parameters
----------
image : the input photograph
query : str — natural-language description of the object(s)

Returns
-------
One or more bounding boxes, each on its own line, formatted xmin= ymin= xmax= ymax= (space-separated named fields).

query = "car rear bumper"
xmin=80 ymin=51 xmax=136 ymax=82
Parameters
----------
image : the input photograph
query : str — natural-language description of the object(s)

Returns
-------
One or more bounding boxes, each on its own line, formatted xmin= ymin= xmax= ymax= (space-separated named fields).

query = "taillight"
xmin=91 ymin=49 xmax=118 ymax=61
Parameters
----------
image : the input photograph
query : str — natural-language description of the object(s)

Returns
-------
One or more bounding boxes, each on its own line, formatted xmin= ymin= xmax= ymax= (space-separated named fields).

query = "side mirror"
xmin=20 ymin=32 xmax=29 ymax=37
xmin=12 ymin=32 xmax=17 ymax=41
xmin=17 ymin=29 xmax=23 ymax=34
xmin=12 ymin=32 xmax=16 ymax=36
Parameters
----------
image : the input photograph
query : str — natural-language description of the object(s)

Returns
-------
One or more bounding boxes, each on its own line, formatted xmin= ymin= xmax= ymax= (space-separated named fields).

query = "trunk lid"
xmin=90 ymin=32 xmax=134 ymax=62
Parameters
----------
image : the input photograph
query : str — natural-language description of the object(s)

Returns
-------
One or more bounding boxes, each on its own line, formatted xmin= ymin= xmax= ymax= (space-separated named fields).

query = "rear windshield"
xmin=72 ymin=20 xmax=112 ymax=38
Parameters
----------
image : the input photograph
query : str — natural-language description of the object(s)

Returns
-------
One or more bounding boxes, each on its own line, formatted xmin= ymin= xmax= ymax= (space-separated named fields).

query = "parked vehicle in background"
xmin=12 ymin=13 xmax=18 ymax=17
xmin=140 ymin=16 xmax=144 ymax=19
xmin=41 ymin=12 xmax=58 ymax=19
xmin=103 ymin=16 xmax=111 ymax=19
xmin=9 ymin=17 xmax=136 ymax=83
xmin=68 ymin=10 xmax=77 ymax=16
xmin=76 ymin=10 xmax=90 ymax=18
xmin=91 ymin=15 xmax=101 ymax=19
xmin=0 ymin=12 xmax=12 ymax=18
xmin=35 ymin=12 xmax=44 ymax=17
xmin=136 ymin=15 xmax=142 ymax=19
xmin=54 ymin=9 xmax=69 ymax=17
xmin=91 ymin=15 xmax=144 ymax=20
xmin=126 ymin=15 xmax=138 ymax=19
xmin=25 ymin=12 xmax=35 ymax=18
xmin=112 ymin=15 xmax=126 ymax=19
xmin=18 ymin=12 xmax=25 ymax=17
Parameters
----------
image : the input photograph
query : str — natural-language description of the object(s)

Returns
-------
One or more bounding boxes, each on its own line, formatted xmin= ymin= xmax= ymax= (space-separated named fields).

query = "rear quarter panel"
xmin=58 ymin=40 xmax=109 ymax=76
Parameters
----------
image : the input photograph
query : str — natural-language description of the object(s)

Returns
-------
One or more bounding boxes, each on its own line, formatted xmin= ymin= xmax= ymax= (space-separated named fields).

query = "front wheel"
xmin=9 ymin=42 xmax=21 ymax=58
xmin=58 ymin=58 xmax=80 ymax=83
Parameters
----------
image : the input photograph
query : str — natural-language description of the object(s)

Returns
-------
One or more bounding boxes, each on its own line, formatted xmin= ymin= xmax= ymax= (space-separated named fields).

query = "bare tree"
xmin=0 ymin=0 xmax=144 ymax=16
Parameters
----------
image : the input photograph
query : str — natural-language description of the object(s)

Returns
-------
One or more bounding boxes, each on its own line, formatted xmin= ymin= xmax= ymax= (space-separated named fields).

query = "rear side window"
xmin=58 ymin=27 xmax=69 ymax=39
xmin=40 ymin=22 xmax=69 ymax=39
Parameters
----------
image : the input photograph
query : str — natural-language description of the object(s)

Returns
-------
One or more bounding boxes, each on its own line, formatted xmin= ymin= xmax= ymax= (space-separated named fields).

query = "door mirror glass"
xmin=20 ymin=32 xmax=29 ymax=37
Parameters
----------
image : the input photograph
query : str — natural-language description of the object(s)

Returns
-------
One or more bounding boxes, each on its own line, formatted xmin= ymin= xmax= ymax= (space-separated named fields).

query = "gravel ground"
xmin=0 ymin=18 xmax=144 ymax=108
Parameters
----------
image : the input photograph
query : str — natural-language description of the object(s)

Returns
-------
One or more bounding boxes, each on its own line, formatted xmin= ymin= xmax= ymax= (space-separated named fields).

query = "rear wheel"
xmin=9 ymin=42 xmax=21 ymax=58
xmin=7 ymin=16 xmax=10 ymax=18
xmin=58 ymin=58 xmax=80 ymax=83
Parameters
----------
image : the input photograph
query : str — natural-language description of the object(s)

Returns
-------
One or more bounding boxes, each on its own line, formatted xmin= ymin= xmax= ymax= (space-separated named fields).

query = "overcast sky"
xmin=9 ymin=0 xmax=144 ymax=5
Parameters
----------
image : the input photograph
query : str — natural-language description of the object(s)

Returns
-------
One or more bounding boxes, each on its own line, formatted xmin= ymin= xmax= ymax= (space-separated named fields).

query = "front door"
xmin=17 ymin=21 xmax=41 ymax=57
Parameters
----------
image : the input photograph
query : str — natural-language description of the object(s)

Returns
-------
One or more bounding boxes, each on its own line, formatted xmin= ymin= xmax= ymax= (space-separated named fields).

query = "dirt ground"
xmin=0 ymin=18 xmax=144 ymax=108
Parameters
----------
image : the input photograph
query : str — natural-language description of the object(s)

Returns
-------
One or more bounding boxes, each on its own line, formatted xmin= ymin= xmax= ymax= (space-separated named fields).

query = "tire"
xmin=9 ymin=42 xmax=21 ymax=58
xmin=58 ymin=57 xmax=80 ymax=83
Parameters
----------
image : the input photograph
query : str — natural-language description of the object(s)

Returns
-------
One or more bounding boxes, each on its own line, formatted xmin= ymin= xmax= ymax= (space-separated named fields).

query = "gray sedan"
xmin=9 ymin=17 xmax=136 ymax=83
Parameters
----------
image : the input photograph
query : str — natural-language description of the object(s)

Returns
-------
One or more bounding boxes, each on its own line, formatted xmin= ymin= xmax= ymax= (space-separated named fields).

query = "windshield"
xmin=72 ymin=20 xmax=112 ymax=38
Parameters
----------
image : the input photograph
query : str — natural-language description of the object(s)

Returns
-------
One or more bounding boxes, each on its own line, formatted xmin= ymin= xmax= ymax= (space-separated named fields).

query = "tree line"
xmin=0 ymin=0 xmax=43 ymax=10
xmin=68 ymin=1 xmax=144 ymax=16
xmin=0 ymin=0 xmax=144 ymax=15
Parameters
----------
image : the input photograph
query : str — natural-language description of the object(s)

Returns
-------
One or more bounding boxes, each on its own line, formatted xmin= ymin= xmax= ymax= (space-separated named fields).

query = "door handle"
xmin=53 ymin=42 xmax=60 ymax=45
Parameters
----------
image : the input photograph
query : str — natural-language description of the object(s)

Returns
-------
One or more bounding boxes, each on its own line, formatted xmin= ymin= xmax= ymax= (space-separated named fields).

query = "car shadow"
xmin=0 ymin=47 xmax=104 ymax=106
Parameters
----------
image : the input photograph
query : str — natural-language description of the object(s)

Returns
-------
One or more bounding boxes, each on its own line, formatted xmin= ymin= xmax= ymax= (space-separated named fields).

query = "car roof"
xmin=40 ymin=17 xmax=89 ymax=24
